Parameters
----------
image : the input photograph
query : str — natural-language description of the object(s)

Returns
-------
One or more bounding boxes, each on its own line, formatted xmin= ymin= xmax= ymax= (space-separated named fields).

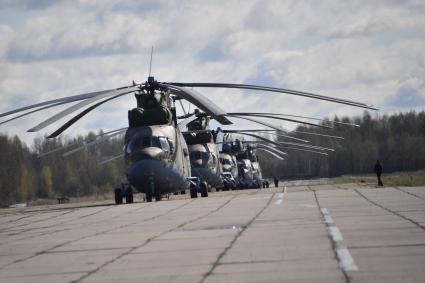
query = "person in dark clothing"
xmin=374 ymin=160 xmax=384 ymax=187
xmin=274 ymin=177 xmax=279 ymax=188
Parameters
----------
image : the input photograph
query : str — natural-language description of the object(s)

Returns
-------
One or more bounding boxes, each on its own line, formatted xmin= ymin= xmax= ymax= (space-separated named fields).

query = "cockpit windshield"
xmin=126 ymin=136 xmax=172 ymax=154
xmin=190 ymin=151 xmax=214 ymax=162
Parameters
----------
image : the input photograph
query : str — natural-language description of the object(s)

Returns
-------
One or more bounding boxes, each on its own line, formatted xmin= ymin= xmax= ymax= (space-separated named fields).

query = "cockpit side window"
xmin=126 ymin=136 xmax=169 ymax=154
xmin=168 ymin=139 xmax=175 ymax=153
xmin=142 ymin=136 xmax=151 ymax=147
xmin=159 ymin=137 xmax=170 ymax=152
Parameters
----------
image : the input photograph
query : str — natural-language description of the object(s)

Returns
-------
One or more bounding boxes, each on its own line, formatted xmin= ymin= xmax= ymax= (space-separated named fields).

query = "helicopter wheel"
xmin=145 ymin=192 xmax=153 ymax=203
xmin=173 ymin=192 xmax=179 ymax=195
xmin=125 ymin=189 xmax=134 ymax=204
xmin=155 ymin=190 xmax=162 ymax=202
xmin=114 ymin=188 xmax=123 ymax=205
xmin=181 ymin=190 xmax=186 ymax=194
xmin=190 ymin=184 xmax=198 ymax=198
xmin=200 ymin=182 xmax=208 ymax=198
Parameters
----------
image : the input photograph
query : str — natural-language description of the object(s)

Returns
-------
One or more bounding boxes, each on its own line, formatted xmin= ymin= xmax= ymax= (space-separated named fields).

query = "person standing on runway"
xmin=374 ymin=160 xmax=384 ymax=187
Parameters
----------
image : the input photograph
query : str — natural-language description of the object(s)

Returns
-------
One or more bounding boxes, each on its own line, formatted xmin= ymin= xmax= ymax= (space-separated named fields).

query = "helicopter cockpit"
xmin=190 ymin=151 xmax=217 ymax=168
xmin=125 ymin=136 xmax=174 ymax=160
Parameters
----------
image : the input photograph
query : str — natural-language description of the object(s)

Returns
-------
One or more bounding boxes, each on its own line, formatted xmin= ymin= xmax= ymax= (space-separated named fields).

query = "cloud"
xmin=0 ymin=0 xmax=424 ymax=145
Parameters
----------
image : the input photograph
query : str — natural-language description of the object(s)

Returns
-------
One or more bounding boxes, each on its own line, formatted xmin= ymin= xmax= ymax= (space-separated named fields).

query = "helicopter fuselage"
xmin=188 ymin=142 xmax=223 ymax=189
xmin=183 ymin=130 xmax=223 ymax=189
xmin=124 ymin=125 xmax=191 ymax=195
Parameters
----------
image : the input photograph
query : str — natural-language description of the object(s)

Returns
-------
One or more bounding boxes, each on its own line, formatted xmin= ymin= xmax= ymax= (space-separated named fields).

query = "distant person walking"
xmin=374 ymin=160 xmax=384 ymax=187
xmin=274 ymin=177 xmax=279 ymax=188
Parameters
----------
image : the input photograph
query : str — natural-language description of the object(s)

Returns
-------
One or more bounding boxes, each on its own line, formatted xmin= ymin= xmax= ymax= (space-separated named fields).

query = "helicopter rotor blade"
xmin=235 ymin=129 xmax=344 ymax=140
xmin=256 ymin=143 xmax=287 ymax=156
xmin=164 ymin=82 xmax=377 ymax=110
xmin=276 ymin=140 xmax=334 ymax=151
xmin=238 ymin=132 xmax=334 ymax=151
xmin=46 ymin=90 xmax=136 ymax=138
xmin=28 ymin=85 xmax=140 ymax=132
xmin=227 ymin=112 xmax=359 ymax=127
xmin=230 ymin=132 xmax=281 ymax=146
xmin=277 ymin=145 xmax=329 ymax=156
xmin=256 ymin=148 xmax=285 ymax=161
xmin=286 ymin=130 xmax=344 ymax=140
xmin=98 ymin=154 xmax=124 ymax=166
xmin=37 ymin=127 xmax=128 ymax=157
xmin=221 ymin=129 xmax=309 ymax=143
xmin=0 ymin=101 xmax=66 ymax=126
xmin=62 ymin=129 xmax=126 ymax=157
xmin=227 ymin=116 xmax=288 ymax=133
xmin=177 ymin=115 xmax=199 ymax=130
xmin=0 ymin=87 xmax=135 ymax=119
xmin=159 ymin=83 xmax=232 ymax=125
xmin=226 ymin=114 xmax=332 ymax=129
xmin=243 ymin=140 xmax=329 ymax=156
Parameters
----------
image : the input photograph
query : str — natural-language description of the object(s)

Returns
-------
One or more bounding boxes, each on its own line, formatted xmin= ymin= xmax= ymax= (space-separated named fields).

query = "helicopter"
xmin=0 ymin=75 xmax=377 ymax=203
xmin=179 ymin=109 xmax=333 ymax=192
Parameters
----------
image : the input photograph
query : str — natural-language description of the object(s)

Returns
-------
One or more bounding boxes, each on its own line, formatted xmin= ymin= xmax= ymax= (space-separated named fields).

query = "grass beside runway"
xmin=333 ymin=170 xmax=425 ymax=187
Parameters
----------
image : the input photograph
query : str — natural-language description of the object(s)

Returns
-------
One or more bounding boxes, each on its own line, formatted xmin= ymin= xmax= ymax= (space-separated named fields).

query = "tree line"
xmin=0 ymin=132 xmax=126 ymax=207
xmin=1 ymin=110 xmax=425 ymax=206
xmin=259 ymin=110 xmax=425 ymax=179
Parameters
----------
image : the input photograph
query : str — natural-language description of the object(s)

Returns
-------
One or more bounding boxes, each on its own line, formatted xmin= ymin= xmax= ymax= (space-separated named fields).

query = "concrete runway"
xmin=1 ymin=182 xmax=425 ymax=282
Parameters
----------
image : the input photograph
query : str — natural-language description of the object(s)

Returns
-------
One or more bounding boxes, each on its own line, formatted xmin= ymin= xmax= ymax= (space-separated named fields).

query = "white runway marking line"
xmin=324 ymin=214 xmax=334 ymax=224
xmin=274 ymin=187 xmax=286 ymax=205
xmin=337 ymin=248 xmax=359 ymax=271
xmin=329 ymin=226 xmax=343 ymax=241
xmin=321 ymin=207 xmax=358 ymax=272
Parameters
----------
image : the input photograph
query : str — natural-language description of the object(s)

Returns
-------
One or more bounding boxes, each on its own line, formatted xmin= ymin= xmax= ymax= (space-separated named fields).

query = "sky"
xmin=1 ymin=0 xmax=425 ymax=146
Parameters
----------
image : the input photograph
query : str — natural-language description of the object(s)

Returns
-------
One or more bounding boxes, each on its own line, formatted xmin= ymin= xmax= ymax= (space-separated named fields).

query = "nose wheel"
xmin=200 ymin=181 xmax=208 ymax=197
xmin=189 ymin=180 xmax=208 ymax=198
xmin=115 ymin=183 xmax=133 ymax=205
xmin=145 ymin=176 xmax=161 ymax=202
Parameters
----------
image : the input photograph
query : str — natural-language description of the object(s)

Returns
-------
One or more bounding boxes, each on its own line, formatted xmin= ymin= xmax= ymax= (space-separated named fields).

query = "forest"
xmin=1 ymin=110 xmax=425 ymax=206
xmin=259 ymin=110 xmax=425 ymax=179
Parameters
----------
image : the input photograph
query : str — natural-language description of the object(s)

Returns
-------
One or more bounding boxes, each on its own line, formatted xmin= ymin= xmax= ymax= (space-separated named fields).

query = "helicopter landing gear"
xmin=125 ymin=189 xmax=134 ymax=204
xmin=114 ymin=188 xmax=123 ymax=205
xmin=145 ymin=192 xmax=153 ymax=202
xmin=180 ymin=190 xmax=186 ymax=194
xmin=146 ymin=177 xmax=154 ymax=202
xmin=115 ymin=183 xmax=133 ymax=205
xmin=190 ymin=183 xmax=198 ymax=198
xmin=200 ymin=182 xmax=208 ymax=198
xmin=155 ymin=190 xmax=162 ymax=202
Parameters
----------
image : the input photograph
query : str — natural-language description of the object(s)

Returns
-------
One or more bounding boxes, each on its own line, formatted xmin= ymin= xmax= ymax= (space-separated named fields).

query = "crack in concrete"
xmin=354 ymin=189 xmax=425 ymax=231
xmin=198 ymin=187 xmax=281 ymax=283
xmin=0 ymin=204 xmax=149 ymax=246
xmin=0 ymin=200 xmax=189 ymax=270
xmin=393 ymin=186 xmax=425 ymax=202
xmin=72 ymin=196 xmax=237 ymax=283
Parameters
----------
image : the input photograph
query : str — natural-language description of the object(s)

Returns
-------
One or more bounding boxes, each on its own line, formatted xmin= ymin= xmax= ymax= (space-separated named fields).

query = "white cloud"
xmin=0 ymin=0 xmax=424 ymax=146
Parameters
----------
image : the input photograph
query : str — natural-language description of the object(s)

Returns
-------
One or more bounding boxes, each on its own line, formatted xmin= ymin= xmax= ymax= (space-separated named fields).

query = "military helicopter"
xmin=181 ymin=110 xmax=223 ymax=195
xmin=178 ymin=108 xmax=337 ymax=191
xmin=0 ymin=76 xmax=377 ymax=203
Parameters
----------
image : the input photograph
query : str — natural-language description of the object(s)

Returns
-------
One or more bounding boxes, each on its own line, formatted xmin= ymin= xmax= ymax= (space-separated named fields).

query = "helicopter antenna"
xmin=148 ymin=46 xmax=154 ymax=77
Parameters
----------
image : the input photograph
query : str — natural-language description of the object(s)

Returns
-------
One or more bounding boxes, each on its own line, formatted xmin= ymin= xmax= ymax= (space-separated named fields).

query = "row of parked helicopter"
xmin=0 ymin=75 xmax=377 ymax=204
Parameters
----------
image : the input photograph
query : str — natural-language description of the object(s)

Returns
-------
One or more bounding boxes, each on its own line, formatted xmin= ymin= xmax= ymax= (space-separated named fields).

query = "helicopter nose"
xmin=130 ymin=147 xmax=163 ymax=161
xmin=140 ymin=147 xmax=163 ymax=159
xmin=222 ymin=164 xmax=232 ymax=171
xmin=192 ymin=159 xmax=203 ymax=166
xmin=127 ymin=159 xmax=161 ymax=188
